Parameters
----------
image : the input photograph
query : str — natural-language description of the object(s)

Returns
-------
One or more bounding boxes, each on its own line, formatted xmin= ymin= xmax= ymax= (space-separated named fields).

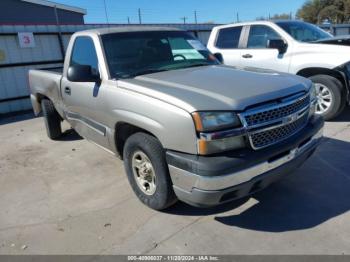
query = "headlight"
xmin=310 ymin=83 xmax=317 ymax=101
xmin=309 ymin=83 xmax=317 ymax=116
xmin=192 ymin=111 xmax=244 ymax=155
xmin=192 ymin=111 xmax=241 ymax=132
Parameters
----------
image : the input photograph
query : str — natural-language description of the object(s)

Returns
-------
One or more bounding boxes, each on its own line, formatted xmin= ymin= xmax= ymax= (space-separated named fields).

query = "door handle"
xmin=242 ymin=54 xmax=253 ymax=59
xmin=64 ymin=86 xmax=71 ymax=95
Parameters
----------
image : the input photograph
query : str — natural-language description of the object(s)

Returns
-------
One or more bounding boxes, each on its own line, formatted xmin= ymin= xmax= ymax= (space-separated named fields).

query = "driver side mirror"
xmin=267 ymin=39 xmax=288 ymax=54
xmin=67 ymin=64 xmax=100 ymax=83
xmin=213 ymin=53 xmax=224 ymax=63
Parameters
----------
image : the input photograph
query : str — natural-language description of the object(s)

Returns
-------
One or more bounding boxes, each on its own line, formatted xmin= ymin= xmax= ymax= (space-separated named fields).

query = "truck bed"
xmin=40 ymin=67 xmax=63 ymax=74
xmin=28 ymin=68 xmax=63 ymax=115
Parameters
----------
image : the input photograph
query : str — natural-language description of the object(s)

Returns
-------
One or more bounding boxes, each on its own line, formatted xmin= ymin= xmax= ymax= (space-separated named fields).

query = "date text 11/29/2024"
xmin=127 ymin=255 xmax=220 ymax=261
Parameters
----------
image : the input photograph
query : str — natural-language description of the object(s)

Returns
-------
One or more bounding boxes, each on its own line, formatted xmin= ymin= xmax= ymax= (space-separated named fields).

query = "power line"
xmin=79 ymin=3 xmax=296 ymax=24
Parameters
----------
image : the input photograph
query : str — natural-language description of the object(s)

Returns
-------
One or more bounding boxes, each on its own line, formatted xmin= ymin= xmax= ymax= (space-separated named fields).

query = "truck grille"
xmin=244 ymin=94 xmax=310 ymax=126
xmin=240 ymin=93 xmax=311 ymax=150
xmin=250 ymin=113 xmax=309 ymax=149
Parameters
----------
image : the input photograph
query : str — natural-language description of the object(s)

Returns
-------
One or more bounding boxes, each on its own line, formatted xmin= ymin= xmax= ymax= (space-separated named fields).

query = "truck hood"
xmin=295 ymin=41 xmax=350 ymax=67
xmin=118 ymin=65 xmax=311 ymax=112
xmin=314 ymin=35 xmax=350 ymax=46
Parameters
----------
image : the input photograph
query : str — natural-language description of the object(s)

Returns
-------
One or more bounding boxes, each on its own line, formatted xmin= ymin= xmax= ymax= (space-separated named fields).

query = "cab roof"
xmin=77 ymin=26 xmax=183 ymax=36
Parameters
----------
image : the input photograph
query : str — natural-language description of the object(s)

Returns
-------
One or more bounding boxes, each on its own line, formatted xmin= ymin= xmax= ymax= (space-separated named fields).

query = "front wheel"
xmin=309 ymin=75 xmax=346 ymax=120
xmin=123 ymin=133 xmax=177 ymax=210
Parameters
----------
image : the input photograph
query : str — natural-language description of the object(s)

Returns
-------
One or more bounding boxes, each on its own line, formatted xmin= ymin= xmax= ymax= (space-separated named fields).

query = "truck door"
xmin=61 ymin=36 xmax=110 ymax=149
xmin=209 ymin=26 xmax=244 ymax=67
xmin=239 ymin=25 xmax=291 ymax=72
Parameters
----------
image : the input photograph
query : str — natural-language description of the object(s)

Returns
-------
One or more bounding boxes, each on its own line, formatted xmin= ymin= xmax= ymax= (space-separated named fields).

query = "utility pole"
xmin=127 ymin=17 xmax=130 ymax=24
xmin=103 ymin=0 xmax=109 ymax=25
xmin=138 ymin=8 xmax=142 ymax=24
xmin=181 ymin=16 xmax=187 ymax=24
xmin=194 ymin=10 xmax=198 ymax=24
xmin=54 ymin=5 xmax=65 ymax=56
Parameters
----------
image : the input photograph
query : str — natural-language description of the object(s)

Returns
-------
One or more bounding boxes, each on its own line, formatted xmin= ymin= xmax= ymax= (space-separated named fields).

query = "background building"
xmin=0 ymin=0 xmax=86 ymax=25
xmin=0 ymin=0 xmax=87 ymax=115
xmin=0 ymin=0 xmax=218 ymax=116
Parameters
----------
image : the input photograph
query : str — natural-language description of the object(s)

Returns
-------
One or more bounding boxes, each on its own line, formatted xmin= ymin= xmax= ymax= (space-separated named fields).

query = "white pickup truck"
xmin=208 ymin=20 xmax=350 ymax=120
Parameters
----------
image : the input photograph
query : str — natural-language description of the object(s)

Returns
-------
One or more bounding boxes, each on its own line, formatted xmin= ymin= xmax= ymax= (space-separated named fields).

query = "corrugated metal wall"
xmin=0 ymin=24 xmax=217 ymax=115
xmin=319 ymin=24 xmax=350 ymax=36
xmin=0 ymin=0 xmax=85 ymax=24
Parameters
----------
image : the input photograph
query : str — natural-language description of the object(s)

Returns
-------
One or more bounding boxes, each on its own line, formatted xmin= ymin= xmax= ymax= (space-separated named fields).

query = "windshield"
xmin=101 ymin=31 xmax=218 ymax=79
xmin=275 ymin=21 xmax=332 ymax=42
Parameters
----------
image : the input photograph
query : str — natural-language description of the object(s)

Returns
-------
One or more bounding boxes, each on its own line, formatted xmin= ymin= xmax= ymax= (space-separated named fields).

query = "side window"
xmin=247 ymin=25 xmax=281 ymax=49
xmin=215 ymin=26 xmax=243 ymax=49
xmin=70 ymin=37 xmax=98 ymax=72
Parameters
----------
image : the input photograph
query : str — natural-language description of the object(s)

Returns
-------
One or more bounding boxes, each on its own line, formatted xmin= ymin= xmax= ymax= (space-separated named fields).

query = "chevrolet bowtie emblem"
xmin=283 ymin=113 xmax=298 ymax=124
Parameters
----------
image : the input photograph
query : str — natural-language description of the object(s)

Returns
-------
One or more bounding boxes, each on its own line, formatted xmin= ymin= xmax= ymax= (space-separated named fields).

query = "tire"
xmin=41 ymin=99 xmax=62 ymax=139
xmin=309 ymin=74 xmax=346 ymax=120
xmin=123 ymin=132 xmax=177 ymax=210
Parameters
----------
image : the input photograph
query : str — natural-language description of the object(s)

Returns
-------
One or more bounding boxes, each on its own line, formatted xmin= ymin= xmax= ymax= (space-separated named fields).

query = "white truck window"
xmin=215 ymin=26 xmax=243 ymax=49
xmin=247 ymin=25 xmax=281 ymax=49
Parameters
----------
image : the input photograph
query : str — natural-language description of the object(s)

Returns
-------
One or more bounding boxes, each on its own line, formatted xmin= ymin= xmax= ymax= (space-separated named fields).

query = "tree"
xmin=202 ymin=20 xmax=215 ymax=24
xmin=296 ymin=0 xmax=326 ymax=23
xmin=271 ymin=13 xmax=292 ymax=20
xmin=297 ymin=0 xmax=350 ymax=23
xmin=256 ymin=13 xmax=291 ymax=21
xmin=256 ymin=16 xmax=268 ymax=21
xmin=318 ymin=4 xmax=345 ymax=23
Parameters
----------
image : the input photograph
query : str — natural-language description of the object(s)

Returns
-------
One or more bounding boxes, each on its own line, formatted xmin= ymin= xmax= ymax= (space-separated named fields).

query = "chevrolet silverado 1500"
xmin=29 ymin=27 xmax=324 ymax=210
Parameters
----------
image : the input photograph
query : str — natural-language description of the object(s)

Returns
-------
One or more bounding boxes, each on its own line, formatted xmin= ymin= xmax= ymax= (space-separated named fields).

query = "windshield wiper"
xmin=132 ymin=68 xmax=169 ymax=77
xmin=183 ymin=62 xmax=212 ymax=69
xmin=131 ymin=63 xmax=212 ymax=77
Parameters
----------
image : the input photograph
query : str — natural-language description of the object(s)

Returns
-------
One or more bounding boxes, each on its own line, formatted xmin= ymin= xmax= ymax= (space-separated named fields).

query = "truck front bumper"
xmin=166 ymin=115 xmax=324 ymax=207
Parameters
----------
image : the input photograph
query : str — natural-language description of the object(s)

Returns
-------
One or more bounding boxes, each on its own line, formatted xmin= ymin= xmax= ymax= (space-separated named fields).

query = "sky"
xmin=53 ymin=0 xmax=307 ymax=24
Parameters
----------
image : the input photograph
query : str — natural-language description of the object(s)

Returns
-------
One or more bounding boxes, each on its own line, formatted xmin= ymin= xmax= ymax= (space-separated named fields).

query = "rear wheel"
xmin=123 ymin=133 xmax=177 ymax=210
xmin=41 ymin=99 xmax=62 ymax=139
xmin=309 ymin=75 xmax=346 ymax=120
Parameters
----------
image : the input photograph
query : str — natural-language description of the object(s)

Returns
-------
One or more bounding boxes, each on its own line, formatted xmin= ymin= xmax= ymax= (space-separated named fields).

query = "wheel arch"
xmin=30 ymin=92 xmax=50 ymax=116
xmin=297 ymin=67 xmax=347 ymax=91
xmin=114 ymin=122 xmax=158 ymax=159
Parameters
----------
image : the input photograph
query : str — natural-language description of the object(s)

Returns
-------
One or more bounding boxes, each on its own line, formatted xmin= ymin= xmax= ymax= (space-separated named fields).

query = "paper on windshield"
xmin=187 ymin=40 xmax=207 ymax=51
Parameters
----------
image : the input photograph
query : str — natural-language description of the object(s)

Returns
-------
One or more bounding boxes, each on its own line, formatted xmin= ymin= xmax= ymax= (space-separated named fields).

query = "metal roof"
xmin=21 ymin=0 xmax=87 ymax=14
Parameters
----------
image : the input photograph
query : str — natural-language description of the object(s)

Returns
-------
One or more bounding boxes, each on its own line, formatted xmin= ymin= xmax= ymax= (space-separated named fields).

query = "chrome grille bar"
xmin=239 ymin=93 xmax=311 ymax=150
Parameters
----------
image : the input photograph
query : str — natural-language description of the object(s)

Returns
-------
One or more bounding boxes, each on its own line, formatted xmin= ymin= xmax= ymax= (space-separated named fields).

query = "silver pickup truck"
xmin=29 ymin=26 xmax=324 ymax=210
